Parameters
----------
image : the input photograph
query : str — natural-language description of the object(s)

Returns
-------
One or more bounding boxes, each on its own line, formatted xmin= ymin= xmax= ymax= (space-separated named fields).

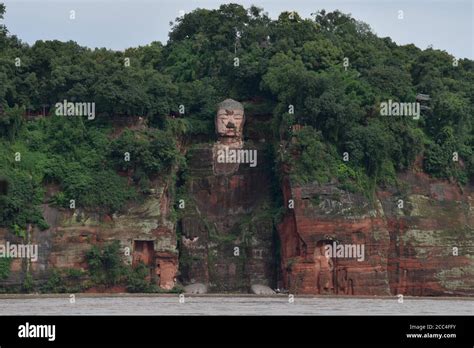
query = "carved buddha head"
xmin=215 ymin=99 xmax=245 ymax=141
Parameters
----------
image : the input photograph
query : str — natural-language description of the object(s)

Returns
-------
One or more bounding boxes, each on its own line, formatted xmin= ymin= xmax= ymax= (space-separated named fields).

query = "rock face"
xmin=177 ymin=99 xmax=276 ymax=292
xmin=1 ymin=104 xmax=472 ymax=296
xmin=277 ymin=172 xmax=474 ymax=296
xmin=278 ymin=177 xmax=391 ymax=295
xmin=179 ymin=141 xmax=276 ymax=292
xmin=380 ymin=172 xmax=474 ymax=296
xmin=1 ymin=153 xmax=473 ymax=296
xmin=0 ymin=179 xmax=179 ymax=291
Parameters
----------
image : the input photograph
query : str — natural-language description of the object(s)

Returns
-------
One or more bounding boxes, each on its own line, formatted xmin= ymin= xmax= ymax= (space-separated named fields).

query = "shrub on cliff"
xmin=86 ymin=241 xmax=127 ymax=287
xmin=85 ymin=242 xmax=163 ymax=293
xmin=0 ymin=257 xmax=12 ymax=280
xmin=126 ymin=262 xmax=157 ymax=293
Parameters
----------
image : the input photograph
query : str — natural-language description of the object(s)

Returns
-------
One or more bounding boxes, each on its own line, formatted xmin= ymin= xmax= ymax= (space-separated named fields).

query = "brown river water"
xmin=0 ymin=295 xmax=472 ymax=315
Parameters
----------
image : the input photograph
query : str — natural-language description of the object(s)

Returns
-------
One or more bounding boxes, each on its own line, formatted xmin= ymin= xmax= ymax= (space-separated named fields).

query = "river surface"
xmin=0 ymin=296 xmax=472 ymax=315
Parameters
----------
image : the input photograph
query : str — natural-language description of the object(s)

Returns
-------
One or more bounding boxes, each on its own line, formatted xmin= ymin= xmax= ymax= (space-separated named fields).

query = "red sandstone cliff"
xmin=0 ymin=178 xmax=178 ymax=291
xmin=278 ymin=172 xmax=474 ymax=296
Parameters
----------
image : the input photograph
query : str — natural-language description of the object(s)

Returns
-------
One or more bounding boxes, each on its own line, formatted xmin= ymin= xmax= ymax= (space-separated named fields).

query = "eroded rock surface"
xmin=0 ymin=179 xmax=178 ymax=291
xmin=179 ymin=141 xmax=275 ymax=292
xmin=278 ymin=172 xmax=474 ymax=296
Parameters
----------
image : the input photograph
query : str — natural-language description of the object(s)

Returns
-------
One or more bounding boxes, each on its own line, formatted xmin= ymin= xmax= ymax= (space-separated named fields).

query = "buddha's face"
xmin=216 ymin=108 xmax=244 ymax=138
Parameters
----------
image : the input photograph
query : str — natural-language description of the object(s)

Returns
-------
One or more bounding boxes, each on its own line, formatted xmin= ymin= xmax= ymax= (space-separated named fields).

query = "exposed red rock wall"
xmin=0 ymin=180 xmax=179 ymax=291
xmin=2 ymin=142 xmax=472 ymax=296
xmin=278 ymin=178 xmax=390 ymax=295
xmin=278 ymin=173 xmax=474 ymax=296
xmin=179 ymin=142 xmax=276 ymax=291
xmin=380 ymin=172 xmax=474 ymax=296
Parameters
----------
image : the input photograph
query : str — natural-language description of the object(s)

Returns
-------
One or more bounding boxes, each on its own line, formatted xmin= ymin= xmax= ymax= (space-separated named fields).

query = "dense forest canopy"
xmin=0 ymin=3 xmax=473 ymax=230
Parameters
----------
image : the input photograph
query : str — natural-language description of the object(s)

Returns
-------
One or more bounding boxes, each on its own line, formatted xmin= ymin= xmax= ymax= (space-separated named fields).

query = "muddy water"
xmin=0 ymin=296 xmax=472 ymax=315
